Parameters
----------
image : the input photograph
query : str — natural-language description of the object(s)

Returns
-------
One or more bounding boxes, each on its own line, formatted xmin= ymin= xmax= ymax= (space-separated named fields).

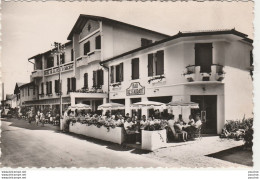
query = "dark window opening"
xmin=131 ymin=58 xmax=139 ymax=80
xmin=95 ymin=35 xmax=101 ymax=50
xmin=84 ymin=41 xmax=90 ymax=55
xmin=46 ymin=57 xmax=54 ymax=68
xmin=195 ymin=43 xmax=213 ymax=73
xmin=141 ymin=38 xmax=153 ymax=47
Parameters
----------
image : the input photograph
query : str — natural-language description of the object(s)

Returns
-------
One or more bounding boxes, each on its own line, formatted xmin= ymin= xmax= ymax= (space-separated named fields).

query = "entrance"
xmin=195 ymin=43 xmax=213 ymax=73
xmin=191 ymin=95 xmax=217 ymax=134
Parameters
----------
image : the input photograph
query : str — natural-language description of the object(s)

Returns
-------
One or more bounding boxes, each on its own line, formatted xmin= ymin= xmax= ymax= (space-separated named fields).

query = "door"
xmin=195 ymin=43 xmax=213 ymax=73
xmin=191 ymin=95 xmax=217 ymax=134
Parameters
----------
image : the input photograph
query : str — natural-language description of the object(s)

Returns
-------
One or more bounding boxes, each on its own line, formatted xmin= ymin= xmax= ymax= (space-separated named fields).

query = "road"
xmin=0 ymin=118 xmax=172 ymax=168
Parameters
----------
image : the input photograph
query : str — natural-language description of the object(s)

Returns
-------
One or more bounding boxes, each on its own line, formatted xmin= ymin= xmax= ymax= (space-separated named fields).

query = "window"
xmin=92 ymin=70 xmax=103 ymax=88
xmin=41 ymin=83 xmax=44 ymax=94
xmin=84 ymin=41 xmax=90 ymax=55
xmin=95 ymin=35 xmax=101 ymax=50
xmin=141 ymin=38 xmax=152 ymax=47
xmin=46 ymin=81 xmax=52 ymax=94
xmin=28 ymin=86 xmax=30 ymax=96
xmin=67 ymin=77 xmax=76 ymax=92
xmin=195 ymin=43 xmax=212 ymax=73
xmin=33 ymin=85 xmax=35 ymax=95
xmin=148 ymin=50 xmax=164 ymax=76
xmin=84 ymin=73 xmax=88 ymax=88
xmin=47 ymin=57 xmax=54 ymax=68
xmin=55 ymin=80 xmax=61 ymax=93
xmin=116 ymin=63 xmax=124 ymax=82
xmin=71 ymin=49 xmax=74 ymax=61
xmin=110 ymin=63 xmax=123 ymax=83
xmin=60 ymin=53 xmax=65 ymax=64
xmin=131 ymin=58 xmax=139 ymax=80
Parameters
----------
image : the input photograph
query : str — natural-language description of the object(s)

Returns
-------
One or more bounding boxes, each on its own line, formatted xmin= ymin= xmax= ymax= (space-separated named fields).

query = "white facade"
xmin=103 ymin=30 xmax=253 ymax=134
xmin=27 ymin=15 xmax=168 ymax=112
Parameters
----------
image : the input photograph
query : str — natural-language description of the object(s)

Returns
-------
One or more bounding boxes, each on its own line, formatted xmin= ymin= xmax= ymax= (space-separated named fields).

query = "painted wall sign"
xmin=126 ymin=82 xmax=145 ymax=96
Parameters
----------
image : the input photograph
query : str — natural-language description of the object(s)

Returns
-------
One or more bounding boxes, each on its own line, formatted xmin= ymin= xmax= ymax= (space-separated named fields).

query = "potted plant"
xmin=141 ymin=120 xmax=168 ymax=151
xmin=183 ymin=71 xmax=195 ymax=82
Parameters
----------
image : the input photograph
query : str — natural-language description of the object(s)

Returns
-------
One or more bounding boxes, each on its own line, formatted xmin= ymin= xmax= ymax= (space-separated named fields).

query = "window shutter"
xmin=67 ymin=78 xmax=70 ymax=92
xmin=120 ymin=63 xmax=124 ymax=82
xmin=71 ymin=77 xmax=76 ymax=92
xmin=95 ymin=35 xmax=101 ymax=49
xmin=100 ymin=69 xmax=104 ymax=85
xmin=84 ymin=73 xmax=88 ymax=88
xmin=49 ymin=81 xmax=52 ymax=94
xmin=156 ymin=50 xmax=164 ymax=75
xmin=55 ymin=80 xmax=58 ymax=93
xmin=93 ymin=71 xmax=97 ymax=87
xmin=71 ymin=49 xmax=74 ymax=61
xmin=132 ymin=58 xmax=139 ymax=80
xmin=41 ymin=83 xmax=44 ymax=94
xmin=148 ymin=54 xmax=154 ymax=76
xmin=46 ymin=82 xmax=49 ymax=94
xmin=110 ymin=66 xmax=114 ymax=83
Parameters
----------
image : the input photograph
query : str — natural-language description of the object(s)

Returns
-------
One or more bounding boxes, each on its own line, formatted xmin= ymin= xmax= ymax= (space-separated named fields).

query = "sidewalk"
xmin=1 ymin=117 xmax=60 ymax=131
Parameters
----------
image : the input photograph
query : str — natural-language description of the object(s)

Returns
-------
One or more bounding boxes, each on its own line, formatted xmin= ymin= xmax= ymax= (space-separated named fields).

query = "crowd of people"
xmin=63 ymin=109 xmax=203 ymax=144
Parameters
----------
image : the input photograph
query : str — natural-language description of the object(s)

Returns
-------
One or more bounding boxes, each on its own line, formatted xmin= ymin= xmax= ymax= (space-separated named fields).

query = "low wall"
xmin=69 ymin=122 xmax=125 ymax=144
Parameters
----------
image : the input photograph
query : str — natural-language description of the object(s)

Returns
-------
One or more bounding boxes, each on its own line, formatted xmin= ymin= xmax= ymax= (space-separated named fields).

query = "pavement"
xmin=0 ymin=118 xmax=171 ymax=168
xmin=0 ymin=117 xmax=251 ymax=168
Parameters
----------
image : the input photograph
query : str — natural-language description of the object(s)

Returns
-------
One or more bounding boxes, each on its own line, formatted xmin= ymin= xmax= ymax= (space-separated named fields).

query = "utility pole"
xmin=52 ymin=42 xmax=65 ymax=123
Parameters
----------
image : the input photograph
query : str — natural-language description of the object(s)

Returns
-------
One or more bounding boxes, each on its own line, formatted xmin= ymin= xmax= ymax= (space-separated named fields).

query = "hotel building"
xmin=101 ymin=29 xmax=253 ymax=134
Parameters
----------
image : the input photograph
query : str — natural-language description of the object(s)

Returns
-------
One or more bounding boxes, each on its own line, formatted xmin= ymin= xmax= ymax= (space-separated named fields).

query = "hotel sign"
xmin=126 ymin=82 xmax=145 ymax=96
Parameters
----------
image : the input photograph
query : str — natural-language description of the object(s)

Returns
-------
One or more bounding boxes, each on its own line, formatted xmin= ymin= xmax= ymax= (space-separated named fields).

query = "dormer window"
xmin=141 ymin=38 xmax=153 ymax=47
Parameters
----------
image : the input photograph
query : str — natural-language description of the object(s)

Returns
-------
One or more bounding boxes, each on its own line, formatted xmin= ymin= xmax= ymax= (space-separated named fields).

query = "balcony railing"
xmin=31 ymin=69 xmax=43 ymax=78
xmin=44 ymin=62 xmax=74 ymax=76
xmin=76 ymin=50 xmax=101 ymax=68
xmin=183 ymin=64 xmax=225 ymax=82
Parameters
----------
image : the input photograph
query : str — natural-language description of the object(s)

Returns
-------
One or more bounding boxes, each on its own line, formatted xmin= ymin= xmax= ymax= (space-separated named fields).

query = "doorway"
xmin=195 ymin=43 xmax=213 ymax=73
xmin=191 ymin=95 xmax=217 ymax=134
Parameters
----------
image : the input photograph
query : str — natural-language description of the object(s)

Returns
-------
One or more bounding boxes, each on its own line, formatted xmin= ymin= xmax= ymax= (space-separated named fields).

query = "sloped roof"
xmin=67 ymin=14 xmax=170 ymax=40
xmin=101 ymin=29 xmax=252 ymax=64
xmin=28 ymin=41 xmax=72 ymax=60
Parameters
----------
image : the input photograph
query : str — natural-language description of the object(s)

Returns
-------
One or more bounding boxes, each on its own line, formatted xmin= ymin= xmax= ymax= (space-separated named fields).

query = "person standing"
xmin=35 ymin=110 xmax=40 ymax=126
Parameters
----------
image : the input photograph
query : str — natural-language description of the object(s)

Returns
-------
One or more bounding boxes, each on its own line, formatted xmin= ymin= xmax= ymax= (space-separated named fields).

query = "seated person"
xmin=187 ymin=115 xmax=195 ymax=125
xmin=185 ymin=114 xmax=202 ymax=138
xmin=140 ymin=115 xmax=148 ymax=130
xmin=124 ymin=117 xmax=136 ymax=135
xmin=174 ymin=114 xmax=188 ymax=141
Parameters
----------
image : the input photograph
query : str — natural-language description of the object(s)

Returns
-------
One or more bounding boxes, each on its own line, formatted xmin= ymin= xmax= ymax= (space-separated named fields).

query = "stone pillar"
xmin=141 ymin=97 xmax=148 ymax=117
xmin=125 ymin=98 xmax=130 ymax=116
xmin=103 ymin=98 xmax=107 ymax=104
xmin=70 ymin=94 xmax=75 ymax=106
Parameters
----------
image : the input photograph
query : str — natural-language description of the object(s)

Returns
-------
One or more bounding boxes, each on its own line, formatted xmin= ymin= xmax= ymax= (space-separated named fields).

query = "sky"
xmin=1 ymin=1 xmax=254 ymax=96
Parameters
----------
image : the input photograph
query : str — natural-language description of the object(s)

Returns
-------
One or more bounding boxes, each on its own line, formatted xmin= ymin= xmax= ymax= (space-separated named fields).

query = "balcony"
xmin=31 ymin=70 xmax=43 ymax=79
xmin=44 ymin=62 xmax=74 ymax=76
xmin=76 ymin=50 xmax=101 ymax=68
xmin=183 ymin=64 xmax=225 ymax=82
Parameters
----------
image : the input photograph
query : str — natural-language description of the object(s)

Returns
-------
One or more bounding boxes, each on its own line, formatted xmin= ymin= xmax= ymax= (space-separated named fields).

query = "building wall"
xmin=20 ymin=85 xmax=38 ymax=105
xmin=102 ymin=22 xmax=168 ymax=60
xmin=223 ymin=41 xmax=253 ymax=121
xmin=107 ymin=36 xmax=252 ymax=134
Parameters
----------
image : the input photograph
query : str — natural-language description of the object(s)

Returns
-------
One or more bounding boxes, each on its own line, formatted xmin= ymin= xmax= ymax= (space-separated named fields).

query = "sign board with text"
xmin=126 ymin=82 xmax=145 ymax=96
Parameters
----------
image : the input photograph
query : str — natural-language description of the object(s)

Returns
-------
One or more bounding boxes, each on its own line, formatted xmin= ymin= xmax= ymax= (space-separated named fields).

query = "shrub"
xmin=221 ymin=118 xmax=253 ymax=148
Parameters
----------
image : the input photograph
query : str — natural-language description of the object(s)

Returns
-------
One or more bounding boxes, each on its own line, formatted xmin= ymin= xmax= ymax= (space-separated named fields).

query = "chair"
xmin=191 ymin=125 xmax=202 ymax=140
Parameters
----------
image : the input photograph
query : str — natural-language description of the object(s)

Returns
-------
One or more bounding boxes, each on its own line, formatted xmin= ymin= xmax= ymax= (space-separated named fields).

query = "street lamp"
xmin=51 ymin=42 xmax=65 ymax=123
